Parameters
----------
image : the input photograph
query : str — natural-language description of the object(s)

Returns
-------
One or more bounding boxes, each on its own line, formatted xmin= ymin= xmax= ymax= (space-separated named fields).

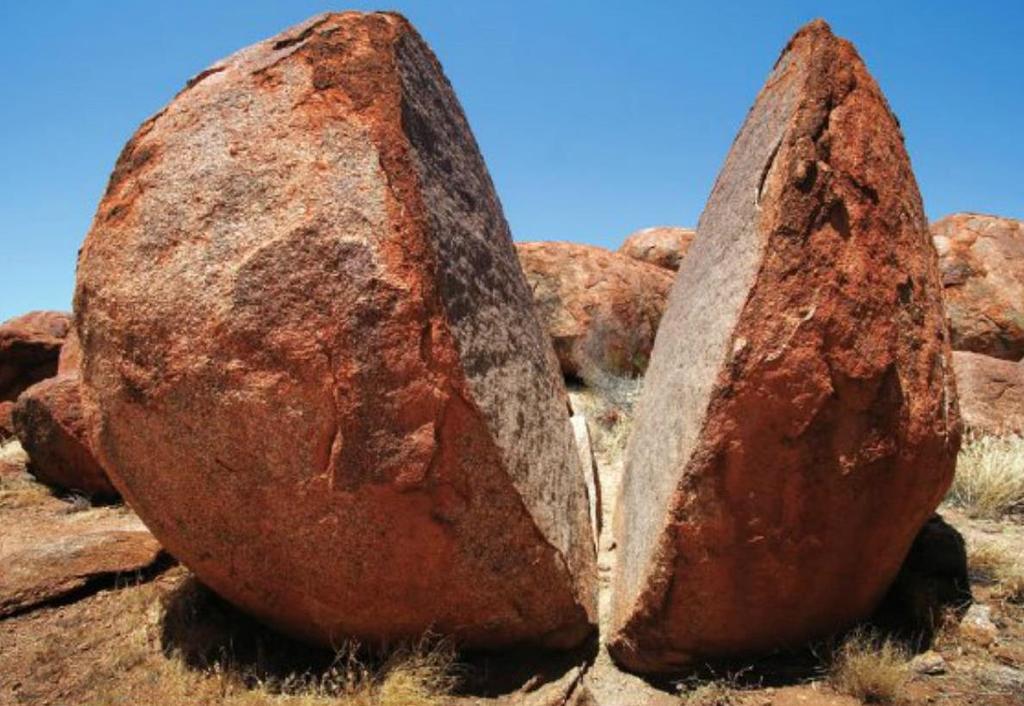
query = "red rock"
xmin=0 ymin=503 xmax=162 ymax=617
xmin=58 ymin=328 xmax=82 ymax=375
xmin=609 ymin=20 xmax=960 ymax=673
xmin=932 ymin=213 xmax=1024 ymax=361
xmin=618 ymin=226 xmax=695 ymax=271
xmin=0 ymin=311 xmax=71 ymax=437
xmin=74 ymin=13 xmax=595 ymax=649
xmin=12 ymin=374 xmax=116 ymax=498
xmin=952 ymin=351 xmax=1024 ymax=436
xmin=517 ymin=242 xmax=673 ymax=381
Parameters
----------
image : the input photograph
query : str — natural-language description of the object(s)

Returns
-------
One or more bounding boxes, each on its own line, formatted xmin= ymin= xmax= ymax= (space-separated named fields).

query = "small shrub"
xmin=829 ymin=630 xmax=910 ymax=704
xmin=946 ymin=434 xmax=1024 ymax=519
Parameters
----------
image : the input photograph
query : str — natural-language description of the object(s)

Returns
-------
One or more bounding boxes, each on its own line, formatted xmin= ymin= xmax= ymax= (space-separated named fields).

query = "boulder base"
xmin=609 ymin=20 xmax=959 ymax=673
xmin=74 ymin=12 xmax=595 ymax=650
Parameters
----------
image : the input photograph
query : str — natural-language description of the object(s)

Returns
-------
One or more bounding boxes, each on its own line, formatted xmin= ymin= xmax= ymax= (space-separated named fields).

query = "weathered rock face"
xmin=933 ymin=214 xmax=1024 ymax=361
xmin=0 ymin=311 xmax=71 ymax=437
xmin=618 ymin=226 xmax=695 ymax=271
xmin=953 ymin=351 xmax=1024 ymax=436
xmin=73 ymin=12 xmax=595 ymax=649
xmin=609 ymin=20 xmax=960 ymax=673
xmin=517 ymin=242 xmax=673 ymax=381
xmin=13 ymin=375 xmax=116 ymax=498
xmin=58 ymin=328 xmax=83 ymax=376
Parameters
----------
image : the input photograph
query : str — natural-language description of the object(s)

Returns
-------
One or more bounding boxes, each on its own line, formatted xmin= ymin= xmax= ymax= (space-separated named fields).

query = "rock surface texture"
xmin=933 ymin=213 xmax=1024 ymax=361
xmin=13 ymin=374 xmax=116 ymax=498
xmin=609 ymin=20 xmax=960 ymax=673
xmin=73 ymin=12 xmax=595 ymax=649
xmin=617 ymin=226 xmax=695 ymax=271
xmin=0 ymin=311 xmax=70 ymax=437
xmin=517 ymin=242 xmax=673 ymax=381
xmin=0 ymin=504 xmax=162 ymax=617
xmin=952 ymin=351 xmax=1024 ymax=436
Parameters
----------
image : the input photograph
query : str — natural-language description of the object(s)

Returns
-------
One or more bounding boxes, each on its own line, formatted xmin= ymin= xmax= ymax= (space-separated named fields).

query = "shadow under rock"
xmin=872 ymin=512 xmax=973 ymax=649
xmin=160 ymin=576 xmax=599 ymax=698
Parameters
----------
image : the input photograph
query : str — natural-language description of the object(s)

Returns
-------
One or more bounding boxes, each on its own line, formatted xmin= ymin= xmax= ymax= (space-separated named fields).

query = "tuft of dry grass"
xmin=677 ymin=680 xmax=737 ymax=706
xmin=828 ymin=630 xmax=910 ymax=704
xmin=968 ymin=539 xmax=1024 ymax=603
xmin=946 ymin=434 xmax=1024 ymax=519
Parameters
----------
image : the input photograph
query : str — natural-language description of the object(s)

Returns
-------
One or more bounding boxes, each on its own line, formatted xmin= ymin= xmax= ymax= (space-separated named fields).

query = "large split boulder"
xmin=953 ymin=351 xmax=1024 ymax=436
xmin=74 ymin=12 xmax=596 ymax=649
xmin=517 ymin=242 xmax=673 ymax=381
xmin=933 ymin=213 xmax=1024 ymax=360
xmin=609 ymin=20 xmax=960 ymax=673
xmin=618 ymin=226 xmax=695 ymax=271
xmin=0 ymin=311 xmax=71 ymax=437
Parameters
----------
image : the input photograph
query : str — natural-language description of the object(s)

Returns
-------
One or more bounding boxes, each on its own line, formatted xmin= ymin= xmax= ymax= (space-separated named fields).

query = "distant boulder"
xmin=13 ymin=374 xmax=116 ymax=498
xmin=953 ymin=351 xmax=1024 ymax=436
xmin=933 ymin=213 xmax=1024 ymax=360
xmin=618 ymin=226 xmax=695 ymax=271
xmin=517 ymin=242 xmax=673 ymax=382
xmin=0 ymin=311 xmax=71 ymax=438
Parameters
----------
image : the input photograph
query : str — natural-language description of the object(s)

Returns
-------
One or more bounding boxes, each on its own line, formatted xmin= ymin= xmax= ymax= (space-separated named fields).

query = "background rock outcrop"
xmin=0 ymin=311 xmax=70 ymax=437
xmin=73 ymin=12 xmax=595 ymax=650
xmin=517 ymin=242 xmax=673 ymax=382
xmin=952 ymin=351 xmax=1024 ymax=436
xmin=13 ymin=374 xmax=116 ymax=498
xmin=617 ymin=226 xmax=695 ymax=271
xmin=610 ymin=20 xmax=960 ymax=673
xmin=933 ymin=213 xmax=1024 ymax=361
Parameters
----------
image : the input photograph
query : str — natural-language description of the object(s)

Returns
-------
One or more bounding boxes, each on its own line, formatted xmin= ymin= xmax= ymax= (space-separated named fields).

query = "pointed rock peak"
xmin=609 ymin=20 xmax=958 ymax=674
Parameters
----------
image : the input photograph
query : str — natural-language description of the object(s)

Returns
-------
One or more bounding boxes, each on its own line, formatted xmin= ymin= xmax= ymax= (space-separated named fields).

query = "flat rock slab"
xmin=74 ymin=12 xmax=595 ymax=650
xmin=933 ymin=213 xmax=1024 ymax=361
xmin=609 ymin=20 xmax=959 ymax=673
xmin=0 ymin=501 xmax=163 ymax=617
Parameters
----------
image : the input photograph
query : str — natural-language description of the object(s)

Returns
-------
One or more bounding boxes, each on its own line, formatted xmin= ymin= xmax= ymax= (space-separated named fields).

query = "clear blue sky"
xmin=1 ymin=1 xmax=1021 ymax=322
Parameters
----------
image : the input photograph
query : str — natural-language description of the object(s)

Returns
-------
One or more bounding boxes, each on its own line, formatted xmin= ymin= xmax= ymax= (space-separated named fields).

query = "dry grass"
xmin=15 ymin=571 xmax=457 ymax=706
xmin=677 ymin=680 xmax=737 ymax=706
xmin=946 ymin=434 xmax=1024 ymax=519
xmin=828 ymin=630 xmax=910 ymax=704
xmin=968 ymin=539 xmax=1024 ymax=603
